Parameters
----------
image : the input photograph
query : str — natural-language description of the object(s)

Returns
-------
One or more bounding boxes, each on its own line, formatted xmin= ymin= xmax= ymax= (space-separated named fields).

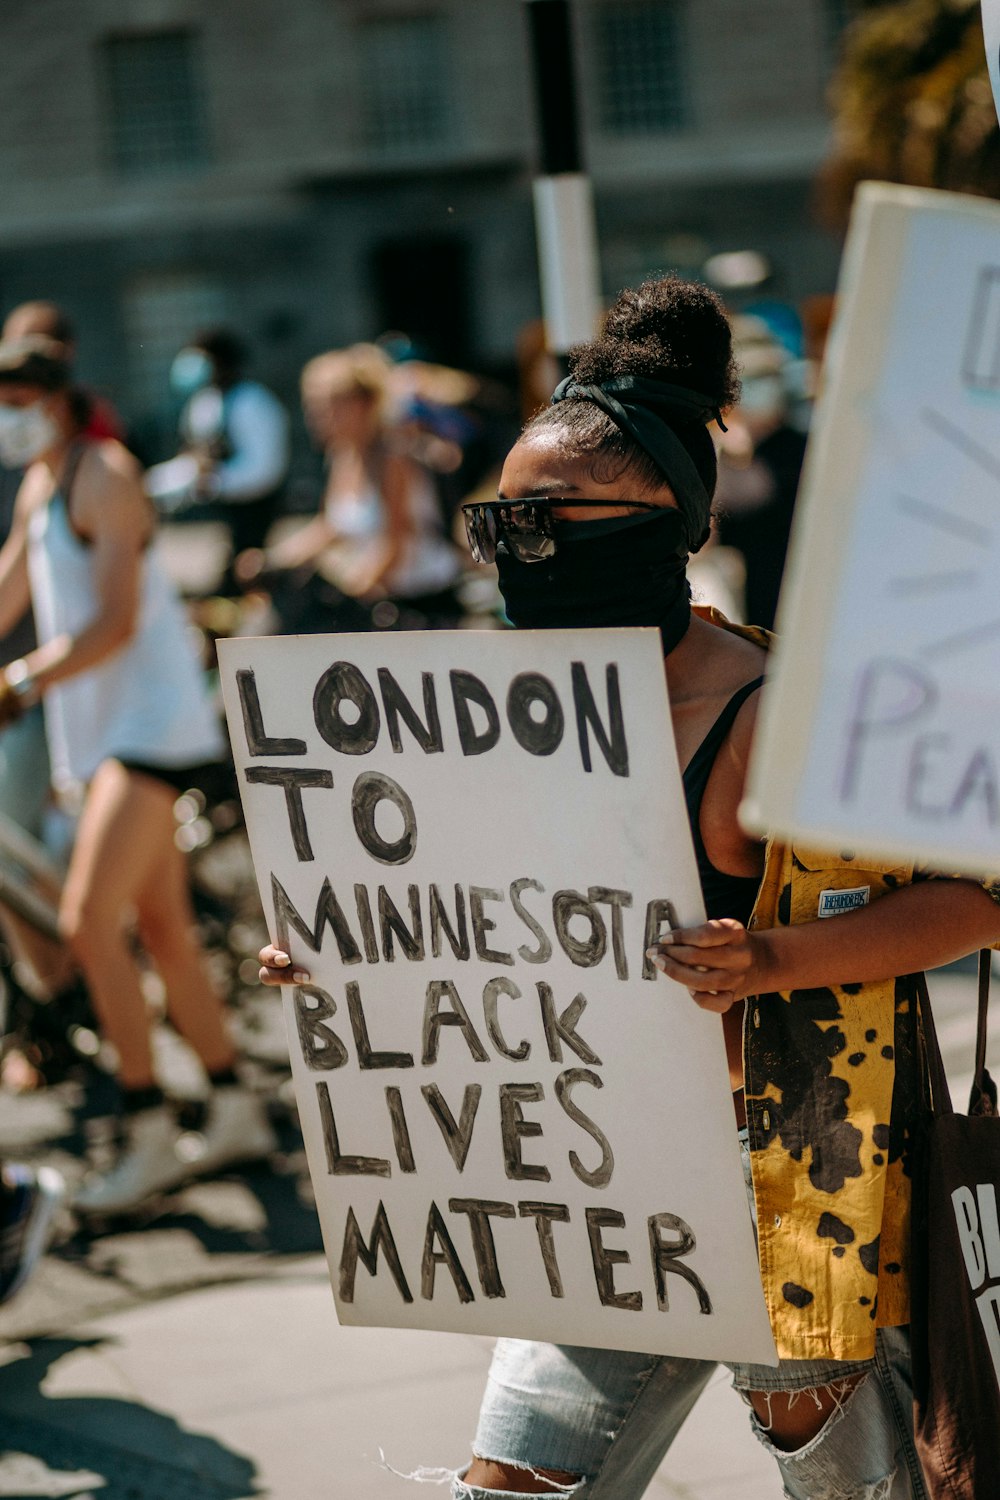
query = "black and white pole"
xmin=524 ymin=0 xmax=602 ymax=356
xmin=984 ymin=0 xmax=1000 ymax=127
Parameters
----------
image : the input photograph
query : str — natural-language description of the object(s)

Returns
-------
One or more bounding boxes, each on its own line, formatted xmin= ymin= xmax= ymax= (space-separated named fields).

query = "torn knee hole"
xmin=464 ymin=1456 xmax=582 ymax=1494
xmin=744 ymin=1373 xmax=867 ymax=1451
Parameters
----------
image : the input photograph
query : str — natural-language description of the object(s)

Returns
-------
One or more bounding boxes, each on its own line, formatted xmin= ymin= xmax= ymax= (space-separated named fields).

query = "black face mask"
xmin=495 ymin=507 xmax=692 ymax=654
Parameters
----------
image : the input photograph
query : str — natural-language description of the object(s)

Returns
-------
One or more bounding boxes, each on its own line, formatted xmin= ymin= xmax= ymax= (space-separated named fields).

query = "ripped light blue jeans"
xmin=453 ymin=1133 xmax=926 ymax=1500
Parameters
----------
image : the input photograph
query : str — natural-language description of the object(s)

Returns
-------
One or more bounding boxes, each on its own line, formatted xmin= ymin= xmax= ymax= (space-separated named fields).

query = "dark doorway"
xmin=371 ymin=235 xmax=471 ymax=365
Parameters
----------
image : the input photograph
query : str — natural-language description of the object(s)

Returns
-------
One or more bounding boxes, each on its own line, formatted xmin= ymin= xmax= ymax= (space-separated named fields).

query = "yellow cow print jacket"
xmin=746 ymin=840 xmax=926 ymax=1361
xmin=697 ymin=610 xmax=1000 ymax=1361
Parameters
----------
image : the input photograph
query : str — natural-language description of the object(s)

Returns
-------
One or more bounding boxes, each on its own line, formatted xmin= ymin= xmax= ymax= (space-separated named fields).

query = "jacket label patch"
xmin=818 ymin=886 xmax=871 ymax=918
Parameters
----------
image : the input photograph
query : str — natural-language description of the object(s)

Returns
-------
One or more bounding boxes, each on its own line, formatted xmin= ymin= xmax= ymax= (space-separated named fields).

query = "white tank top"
xmin=324 ymin=462 xmax=460 ymax=597
xmin=27 ymin=485 xmax=224 ymax=792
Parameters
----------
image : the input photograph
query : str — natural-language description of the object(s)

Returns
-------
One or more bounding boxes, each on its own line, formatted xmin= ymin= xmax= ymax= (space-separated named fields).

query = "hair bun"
xmin=570 ymin=276 xmax=739 ymax=410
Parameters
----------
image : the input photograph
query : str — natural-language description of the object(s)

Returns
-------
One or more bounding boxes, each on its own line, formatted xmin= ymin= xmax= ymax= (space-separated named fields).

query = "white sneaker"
xmin=73 ymin=1106 xmax=189 ymax=1217
xmin=0 ymin=1164 xmax=66 ymax=1303
xmin=187 ymin=1087 xmax=277 ymax=1177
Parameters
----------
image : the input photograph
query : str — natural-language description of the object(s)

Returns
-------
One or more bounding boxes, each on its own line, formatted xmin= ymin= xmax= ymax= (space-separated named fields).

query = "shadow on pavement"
xmin=0 ymin=1337 xmax=260 ymax=1498
xmin=63 ymin=1155 xmax=323 ymax=1265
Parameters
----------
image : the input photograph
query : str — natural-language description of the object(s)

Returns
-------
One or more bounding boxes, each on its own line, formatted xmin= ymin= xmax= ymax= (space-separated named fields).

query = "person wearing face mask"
xmin=0 ymin=301 xmax=125 ymax=840
xmin=713 ymin=315 xmax=808 ymax=631
xmin=2 ymin=301 xmax=124 ymax=444
xmin=256 ymin=276 xmax=1000 ymax=1498
xmin=0 ymin=302 xmax=128 ymax=1085
xmin=0 ymin=337 xmax=276 ymax=1216
xmin=145 ymin=327 xmax=290 ymax=589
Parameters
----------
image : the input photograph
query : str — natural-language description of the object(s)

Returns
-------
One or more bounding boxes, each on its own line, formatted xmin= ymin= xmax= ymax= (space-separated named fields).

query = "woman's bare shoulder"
xmin=14 ymin=463 xmax=52 ymax=518
xmin=78 ymin=438 xmax=142 ymax=485
xmin=668 ymin=614 xmax=767 ymax=771
xmin=73 ymin=441 xmax=152 ymax=541
xmin=685 ymin=611 xmax=768 ymax=691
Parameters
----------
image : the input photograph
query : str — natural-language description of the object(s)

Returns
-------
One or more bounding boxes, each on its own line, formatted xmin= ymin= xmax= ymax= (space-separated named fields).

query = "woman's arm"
xmin=343 ymin=451 xmax=415 ymax=598
xmin=0 ymin=501 xmax=32 ymax=640
xmin=6 ymin=447 xmax=150 ymax=701
xmin=650 ymin=879 xmax=1000 ymax=1012
xmin=254 ymin=879 xmax=1000 ymax=998
xmin=257 ymin=511 xmax=337 ymax=574
xmin=0 ymin=522 xmax=31 ymax=639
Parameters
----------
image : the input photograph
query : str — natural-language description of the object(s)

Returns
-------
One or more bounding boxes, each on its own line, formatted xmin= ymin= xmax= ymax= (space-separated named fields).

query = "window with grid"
xmin=357 ymin=14 xmax=453 ymax=153
xmin=103 ymin=30 xmax=209 ymax=175
xmin=594 ymin=0 xmax=688 ymax=135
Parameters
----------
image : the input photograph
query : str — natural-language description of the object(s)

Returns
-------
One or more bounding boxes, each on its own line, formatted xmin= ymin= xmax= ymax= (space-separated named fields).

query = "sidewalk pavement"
xmin=1 ymin=963 xmax=993 ymax=1500
xmin=0 ymin=1264 xmax=780 ymax=1500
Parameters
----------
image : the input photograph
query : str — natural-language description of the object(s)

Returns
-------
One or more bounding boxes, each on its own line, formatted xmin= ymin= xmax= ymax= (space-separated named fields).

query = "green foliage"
xmin=819 ymin=0 xmax=1000 ymax=226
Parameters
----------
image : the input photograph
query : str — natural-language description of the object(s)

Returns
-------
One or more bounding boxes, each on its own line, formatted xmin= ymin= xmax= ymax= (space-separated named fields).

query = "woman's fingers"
xmin=661 ymin=918 xmax=747 ymax=949
xmin=653 ymin=957 xmax=743 ymax=990
xmin=688 ymin=989 xmax=737 ymax=1014
xmin=650 ymin=943 xmax=749 ymax=975
xmin=259 ymin=944 xmax=289 ymax=968
xmin=648 ymin=920 xmax=751 ymax=972
xmin=257 ymin=944 xmax=311 ymax=987
xmin=646 ymin=919 xmax=757 ymax=1009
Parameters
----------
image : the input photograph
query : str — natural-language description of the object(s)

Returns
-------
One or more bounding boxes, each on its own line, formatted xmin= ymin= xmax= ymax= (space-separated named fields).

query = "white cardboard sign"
xmin=219 ymin=629 xmax=776 ymax=1363
xmin=743 ymin=183 xmax=1000 ymax=876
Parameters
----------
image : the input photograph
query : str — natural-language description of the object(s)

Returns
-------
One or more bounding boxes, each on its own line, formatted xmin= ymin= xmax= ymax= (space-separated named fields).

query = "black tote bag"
xmin=910 ymin=952 xmax=1000 ymax=1500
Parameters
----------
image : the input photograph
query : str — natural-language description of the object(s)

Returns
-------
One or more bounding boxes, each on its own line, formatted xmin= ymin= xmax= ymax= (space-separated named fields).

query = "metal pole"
xmin=524 ymin=0 xmax=602 ymax=356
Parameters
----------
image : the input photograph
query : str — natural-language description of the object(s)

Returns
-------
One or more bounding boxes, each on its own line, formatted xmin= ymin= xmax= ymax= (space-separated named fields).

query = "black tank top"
xmin=681 ymin=676 xmax=765 ymax=926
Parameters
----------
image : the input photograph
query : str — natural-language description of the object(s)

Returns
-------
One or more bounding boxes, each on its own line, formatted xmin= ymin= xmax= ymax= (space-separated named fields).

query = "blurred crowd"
xmin=0 ymin=266 xmax=825 ymax=1303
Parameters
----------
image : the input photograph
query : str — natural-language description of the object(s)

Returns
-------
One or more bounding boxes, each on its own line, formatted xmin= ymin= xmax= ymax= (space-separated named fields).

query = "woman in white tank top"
xmin=0 ymin=337 xmax=274 ymax=1217
xmin=235 ymin=342 xmax=462 ymax=621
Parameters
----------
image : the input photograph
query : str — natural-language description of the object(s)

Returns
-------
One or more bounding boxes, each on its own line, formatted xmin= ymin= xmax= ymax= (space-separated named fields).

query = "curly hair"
xmin=524 ymin=277 xmax=738 ymax=507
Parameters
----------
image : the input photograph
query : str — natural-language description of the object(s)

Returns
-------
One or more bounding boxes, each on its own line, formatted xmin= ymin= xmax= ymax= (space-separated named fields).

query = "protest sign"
xmin=743 ymin=183 xmax=1000 ymax=876
xmin=219 ymin=628 xmax=776 ymax=1363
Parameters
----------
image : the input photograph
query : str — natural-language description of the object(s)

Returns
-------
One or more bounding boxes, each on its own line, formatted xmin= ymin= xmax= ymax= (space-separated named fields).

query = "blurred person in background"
xmin=0 ymin=300 xmax=128 ymax=1074
xmin=145 ymin=327 xmax=290 ymax=590
xmin=713 ymin=315 xmax=808 ymax=631
xmin=0 ymin=337 xmax=275 ymax=1218
xmin=386 ymin=346 xmax=516 ymax=536
xmin=236 ymin=342 xmax=463 ymax=631
xmin=0 ymin=298 xmax=125 ymax=837
xmin=2 ymin=300 xmax=124 ymax=443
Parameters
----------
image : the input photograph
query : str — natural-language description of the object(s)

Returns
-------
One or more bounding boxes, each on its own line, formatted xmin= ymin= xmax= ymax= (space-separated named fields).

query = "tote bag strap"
xmin=971 ymin=949 xmax=997 ymax=1118
xmin=913 ymin=969 xmax=954 ymax=1118
xmin=914 ymin=951 xmax=995 ymax=1118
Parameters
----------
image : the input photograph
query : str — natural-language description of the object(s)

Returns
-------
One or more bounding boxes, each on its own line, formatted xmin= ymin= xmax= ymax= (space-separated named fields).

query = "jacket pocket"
xmin=788 ymin=845 xmax=912 ymax=926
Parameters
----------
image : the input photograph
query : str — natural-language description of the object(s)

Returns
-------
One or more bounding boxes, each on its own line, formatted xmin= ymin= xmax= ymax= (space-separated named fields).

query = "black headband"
xmin=551 ymin=374 xmax=723 ymax=552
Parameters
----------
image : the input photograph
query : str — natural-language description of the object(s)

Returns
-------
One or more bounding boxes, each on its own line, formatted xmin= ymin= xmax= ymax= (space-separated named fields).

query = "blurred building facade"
xmin=0 ymin=0 xmax=851 ymax=458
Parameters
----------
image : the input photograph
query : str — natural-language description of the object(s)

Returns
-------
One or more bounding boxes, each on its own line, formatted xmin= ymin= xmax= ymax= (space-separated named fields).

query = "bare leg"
xmin=746 ymin=1374 xmax=864 ymax=1451
xmin=59 ymin=761 xmax=230 ymax=1090
xmin=463 ymin=1463 xmax=579 ymax=1494
xmin=133 ymin=812 xmax=235 ymax=1076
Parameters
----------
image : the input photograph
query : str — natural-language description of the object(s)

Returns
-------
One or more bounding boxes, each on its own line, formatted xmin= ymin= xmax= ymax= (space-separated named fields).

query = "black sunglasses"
xmin=462 ymin=497 xmax=660 ymax=564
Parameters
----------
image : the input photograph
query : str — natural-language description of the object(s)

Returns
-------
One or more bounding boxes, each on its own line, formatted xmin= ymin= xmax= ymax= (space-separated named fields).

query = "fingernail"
xmin=273 ymin=953 xmax=291 ymax=967
xmin=293 ymin=969 xmax=311 ymax=983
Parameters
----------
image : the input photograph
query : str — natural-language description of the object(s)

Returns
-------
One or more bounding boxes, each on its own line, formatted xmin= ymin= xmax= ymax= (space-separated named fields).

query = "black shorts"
xmin=117 ymin=759 xmax=232 ymax=802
